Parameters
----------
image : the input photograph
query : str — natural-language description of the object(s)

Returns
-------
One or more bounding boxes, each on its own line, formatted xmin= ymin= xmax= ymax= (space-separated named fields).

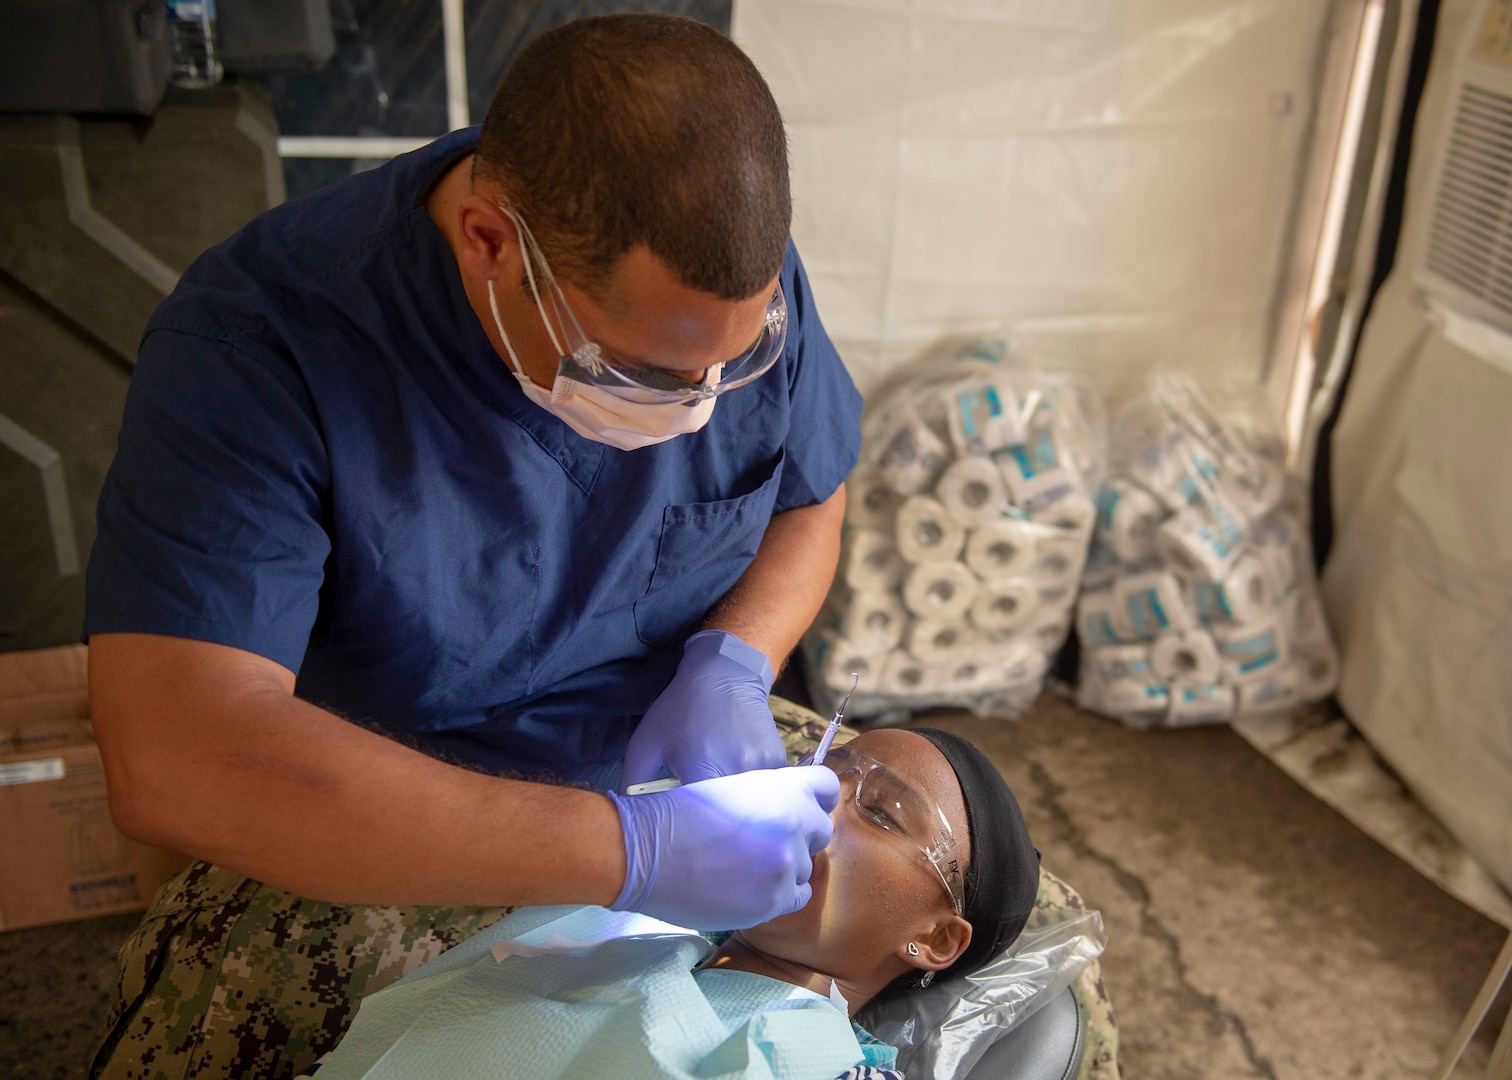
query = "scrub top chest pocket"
xmin=634 ymin=453 xmax=786 ymax=649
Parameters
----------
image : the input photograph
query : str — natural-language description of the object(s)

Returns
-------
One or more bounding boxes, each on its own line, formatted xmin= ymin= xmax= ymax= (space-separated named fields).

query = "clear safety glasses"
xmin=799 ymin=742 xmax=965 ymax=916
xmin=499 ymin=205 xmax=789 ymax=405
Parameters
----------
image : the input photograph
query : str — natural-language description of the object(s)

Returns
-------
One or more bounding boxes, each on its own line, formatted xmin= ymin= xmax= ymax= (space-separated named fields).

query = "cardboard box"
xmin=0 ymin=644 xmax=189 ymax=932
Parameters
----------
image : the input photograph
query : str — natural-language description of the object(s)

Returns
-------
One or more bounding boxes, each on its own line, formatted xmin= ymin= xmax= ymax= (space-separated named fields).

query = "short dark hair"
xmin=474 ymin=14 xmax=791 ymax=301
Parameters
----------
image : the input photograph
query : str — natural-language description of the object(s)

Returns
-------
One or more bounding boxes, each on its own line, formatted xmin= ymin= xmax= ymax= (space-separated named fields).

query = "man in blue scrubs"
xmin=84 ymin=15 xmax=861 ymax=1076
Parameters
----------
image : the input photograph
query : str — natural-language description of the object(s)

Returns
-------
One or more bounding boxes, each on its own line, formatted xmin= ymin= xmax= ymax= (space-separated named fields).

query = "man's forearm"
xmin=704 ymin=483 xmax=846 ymax=673
xmin=89 ymin=633 xmax=627 ymax=908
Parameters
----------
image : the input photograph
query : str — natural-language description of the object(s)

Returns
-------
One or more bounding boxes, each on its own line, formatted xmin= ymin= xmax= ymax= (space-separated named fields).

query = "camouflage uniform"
xmin=93 ymin=697 xmax=1118 ymax=1079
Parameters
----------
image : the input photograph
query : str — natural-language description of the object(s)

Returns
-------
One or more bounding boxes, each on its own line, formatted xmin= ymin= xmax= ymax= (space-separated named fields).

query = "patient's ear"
xmin=905 ymin=915 xmax=972 ymax=973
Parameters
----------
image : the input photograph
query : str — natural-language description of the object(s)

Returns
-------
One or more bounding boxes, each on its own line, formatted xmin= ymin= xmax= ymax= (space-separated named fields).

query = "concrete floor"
xmin=1 ymin=694 xmax=1507 ymax=1079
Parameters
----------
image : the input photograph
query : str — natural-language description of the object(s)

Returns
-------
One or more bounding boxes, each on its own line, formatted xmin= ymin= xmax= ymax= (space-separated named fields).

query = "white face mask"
xmin=487 ymin=279 xmax=718 ymax=452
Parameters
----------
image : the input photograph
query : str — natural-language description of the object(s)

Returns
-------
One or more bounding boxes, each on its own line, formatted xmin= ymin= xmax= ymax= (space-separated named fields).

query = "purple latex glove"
xmin=620 ymin=629 xmax=786 ymax=789
xmin=607 ymin=765 xmax=841 ymax=930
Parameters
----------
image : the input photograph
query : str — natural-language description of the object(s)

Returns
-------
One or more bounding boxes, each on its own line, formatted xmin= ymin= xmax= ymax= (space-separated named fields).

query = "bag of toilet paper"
xmin=1075 ymin=372 xmax=1339 ymax=729
xmin=801 ymin=340 xmax=1106 ymax=723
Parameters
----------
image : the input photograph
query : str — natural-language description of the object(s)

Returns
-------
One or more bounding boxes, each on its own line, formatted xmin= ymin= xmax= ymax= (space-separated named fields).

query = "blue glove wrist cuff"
xmin=685 ymin=629 xmax=776 ymax=693
xmin=605 ymin=789 xmax=657 ymax=913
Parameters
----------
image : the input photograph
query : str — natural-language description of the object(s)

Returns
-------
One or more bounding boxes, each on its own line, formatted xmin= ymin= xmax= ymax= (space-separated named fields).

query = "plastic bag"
xmin=802 ymin=340 xmax=1106 ymax=723
xmin=855 ymin=907 xmax=1107 ymax=1080
xmin=1075 ymin=372 xmax=1340 ymax=728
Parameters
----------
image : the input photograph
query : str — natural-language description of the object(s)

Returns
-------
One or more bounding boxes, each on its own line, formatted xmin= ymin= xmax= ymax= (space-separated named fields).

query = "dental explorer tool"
xmin=811 ymin=673 xmax=858 ymax=767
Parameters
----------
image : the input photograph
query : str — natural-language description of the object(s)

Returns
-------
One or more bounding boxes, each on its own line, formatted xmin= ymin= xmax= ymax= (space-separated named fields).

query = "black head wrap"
xmin=911 ymin=727 xmax=1040 ymax=982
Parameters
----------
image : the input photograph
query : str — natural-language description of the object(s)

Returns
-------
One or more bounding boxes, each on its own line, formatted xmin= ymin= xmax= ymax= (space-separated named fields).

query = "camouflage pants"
xmin=92 ymin=697 xmax=1118 ymax=1080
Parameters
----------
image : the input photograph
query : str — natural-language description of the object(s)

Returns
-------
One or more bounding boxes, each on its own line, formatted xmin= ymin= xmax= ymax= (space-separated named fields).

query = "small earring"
xmin=920 ymin=971 xmax=935 ymax=988
xmin=906 ymin=942 xmax=920 ymax=957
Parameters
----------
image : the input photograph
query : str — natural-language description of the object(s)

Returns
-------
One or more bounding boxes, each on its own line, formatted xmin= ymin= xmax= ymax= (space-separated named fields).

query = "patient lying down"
xmin=311 ymin=728 xmax=1040 ymax=1080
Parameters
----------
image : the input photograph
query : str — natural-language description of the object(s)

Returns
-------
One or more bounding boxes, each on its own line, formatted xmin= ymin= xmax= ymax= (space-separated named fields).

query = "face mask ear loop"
xmin=498 ymin=204 xmax=580 ymax=363
xmin=487 ymin=280 xmax=531 ymax=382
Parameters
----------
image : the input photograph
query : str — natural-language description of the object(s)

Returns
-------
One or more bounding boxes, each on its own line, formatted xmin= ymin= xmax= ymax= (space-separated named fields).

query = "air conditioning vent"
xmin=1424 ymin=85 xmax=1512 ymax=320
xmin=1412 ymin=2 xmax=1512 ymax=334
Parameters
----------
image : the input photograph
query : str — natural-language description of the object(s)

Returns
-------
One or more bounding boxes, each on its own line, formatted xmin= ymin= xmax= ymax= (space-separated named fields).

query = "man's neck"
xmin=703 ymin=933 xmax=873 ymax=1017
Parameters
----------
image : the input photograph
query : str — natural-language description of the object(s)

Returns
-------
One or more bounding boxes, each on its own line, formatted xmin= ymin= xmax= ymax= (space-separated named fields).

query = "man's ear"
xmin=905 ymin=915 xmax=972 ymax=973
xmin=456 ymin=195 xmax=522 ymax=284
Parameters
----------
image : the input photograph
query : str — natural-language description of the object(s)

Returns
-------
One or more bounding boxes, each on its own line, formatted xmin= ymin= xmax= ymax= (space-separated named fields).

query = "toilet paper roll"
xmin=942 ymin=655 xmax=998 ymax=693
xmin=964 ymin=519 xmax=1038 ymax=580
xmin=896 ymin=496 xmax=967 ymax=564
xmin=842 ymin=529 xmax=906 ymax=591
xmin=877 ymin=417 xmax=950 ymax=496
xmin=1236 ymin=669 xmax=1299 ymax=714
xmin=1213 ymin=618 xmax=1291 ymax=684
xmin=1077 ymin=588 xmax=1135 ymax=647
xmin=1092 ymin=673 xmax=1171 ymax=718
xmin=1116 ymin=569 xmax=1197 ymax=639
xmin=1029 ymin=614 xmax=1072 ymax=655
xmin=1189 ymin=554 xmax=1278 ymax=626
xmin=1033 ymin=533 xmax=1088 ymax=590
xmin=1287 ymin=591 xmax=1330 ymax=647
xmin=1151 ymin=628 xmax=1223 ymax=687
xmin=905 ymin=618 xmax=976 ymax=666
xmin=901 ymin=562 xmax=977 ymax=621
xmin=1251 ymin=514 xmax=1305 ymax=596
xmin=846 ymin=467 xmax=902 ymax=531
xmin=995 ymin=428 xmax=1077 ymax=508
xmin=1087 ymin=643 xmax=1155 ymax=685
xmin=947 ymin=375 xmax=1026 ymax=457
xmin=880 ymin=651 xmax=943 ymax=696
xmin=968 ymin=578 xmax=1038 ymax=633
xmin=817 ymin=634 xmax=886 ymax=694
xmin=841 ymin=590 xmax=909 ymax=650
xmin=1294 ymin=645 xmax=1340 ymax=700
xmin=934 ymin=456 xmax=1010 ymax=527
xmin=1231 ymin=460 xmax=1285 ymax=524
xmin=1156 ymin=504 xmax=1246 ymax=582
xmin=1096 ymin=481 xmax=1165 ymax=564
xmin=1166 ymin=683 xmax=1237 ymax=727
xmin=1030 ymin=490 xmax=1096 ymax=538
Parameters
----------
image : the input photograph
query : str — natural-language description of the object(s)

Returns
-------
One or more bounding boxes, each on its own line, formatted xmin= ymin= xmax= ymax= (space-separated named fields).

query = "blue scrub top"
xmin=83 ymin=128 xmax=862 ymax=786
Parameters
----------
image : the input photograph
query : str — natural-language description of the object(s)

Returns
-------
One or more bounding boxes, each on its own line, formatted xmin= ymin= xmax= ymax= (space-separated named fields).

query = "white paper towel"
xmin=1151 ymin=628 xmax=1223 ymax=686
xmin=895 ymin=496 xmax=967 ymax=564
xmin=1090 ymin=673 xmax=1170 ymax=717
xmin=901 ymin=562 xmax=977 ymax=621
xmin=1213 ymin=619 xmax=1291 ymax=684
xmin=1188 ymin=554 xmax=1277 ymax=626
xmin=905 ymin=618 xmax=976 ymax=666
xmin=1156 ymin=505 xmax=1246 ymax=581
xmin=934 ymin=456 xmax=1010 ymax=527
xmin=1087 ymin=643 xmax=1154 ymax=684
xmin=963 ymin=519 xmax=1037 ymax=580
xmin=968 ymin=578 xmax=1037 ymax=633
xmin=1166 ymin=683 xmax=1236 ymax=727
xmin=1116 ymin=569 xmax=1196 ymax=639
xmin=841 ymin=590 xmax=908 ymax=650
xmin=877 ymin=417 xmax=950 ymax=495
xmin=846 ymin=467 xmax=901 ymax=531
xmin=1096 ymin=480 xmax=1165 ymax=564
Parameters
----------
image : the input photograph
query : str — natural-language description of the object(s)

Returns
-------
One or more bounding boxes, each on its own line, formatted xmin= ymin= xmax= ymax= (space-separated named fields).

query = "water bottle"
xmin=165 ymin=0 xmax=223 ymax=87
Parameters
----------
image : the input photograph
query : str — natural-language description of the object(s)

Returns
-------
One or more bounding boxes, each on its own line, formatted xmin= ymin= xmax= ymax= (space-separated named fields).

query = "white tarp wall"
xmin=1324 ymin=0 xmax=1512 ymax=895
xmin=732 ymin=0 xmax=1334 ymax=406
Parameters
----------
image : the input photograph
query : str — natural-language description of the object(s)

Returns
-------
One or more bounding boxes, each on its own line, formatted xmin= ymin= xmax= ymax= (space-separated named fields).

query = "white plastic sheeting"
xmin=732 ymin=0 xmax=1333 ymax=403
xmin=1324 ymin=0 xmax=1512 ymax=898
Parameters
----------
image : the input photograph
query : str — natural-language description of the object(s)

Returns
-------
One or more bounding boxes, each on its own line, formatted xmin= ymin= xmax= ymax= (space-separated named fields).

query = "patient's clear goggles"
xmin=498 ymin=204 xmax=789 ymax=406
xmin=799 ymin=742 xmax=966 ymax=916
